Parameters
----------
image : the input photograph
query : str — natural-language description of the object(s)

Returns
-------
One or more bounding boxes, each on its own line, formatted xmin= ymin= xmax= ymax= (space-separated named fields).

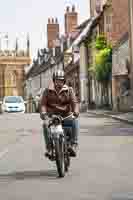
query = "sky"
xmin=0 ymin=0 xmax=90 ymax=58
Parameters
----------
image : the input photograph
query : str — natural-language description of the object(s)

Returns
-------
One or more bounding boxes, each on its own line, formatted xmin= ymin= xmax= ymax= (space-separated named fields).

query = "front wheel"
xmin=64 ymin=153 xmax=70 ymax=172
xmin=55 ymin=137 xmax=65 ymax=178
xmin=64 ymin=142 xmax=70 ymax=172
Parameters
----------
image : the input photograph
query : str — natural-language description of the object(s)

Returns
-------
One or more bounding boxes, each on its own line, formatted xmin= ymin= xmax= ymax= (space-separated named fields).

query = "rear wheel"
xmin=55 ymin=137 xmax=65 ymax=178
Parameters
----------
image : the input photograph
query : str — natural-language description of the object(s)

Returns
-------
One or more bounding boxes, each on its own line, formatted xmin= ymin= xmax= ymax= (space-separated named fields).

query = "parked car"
xmin=0 ymin=96 xmax=26 ymax=113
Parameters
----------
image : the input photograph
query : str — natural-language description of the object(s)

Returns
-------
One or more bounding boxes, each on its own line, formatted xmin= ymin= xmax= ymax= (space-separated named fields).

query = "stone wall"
xmin=112 ymin=38 xmax=132 ymax=111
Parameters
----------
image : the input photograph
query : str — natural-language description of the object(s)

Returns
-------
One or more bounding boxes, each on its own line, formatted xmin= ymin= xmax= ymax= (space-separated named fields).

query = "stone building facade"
xmin=112 ymin=33 xmax=131 ymax=111
xmin=0 ymin=47 xmax=31 ymax=99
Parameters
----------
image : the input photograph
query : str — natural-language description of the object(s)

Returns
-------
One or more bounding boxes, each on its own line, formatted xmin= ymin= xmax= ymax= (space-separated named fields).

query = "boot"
xmin=44 ymin=144 xmax=51 ymax=158
xmin=68 ymin=143 xmax=78 ymax=157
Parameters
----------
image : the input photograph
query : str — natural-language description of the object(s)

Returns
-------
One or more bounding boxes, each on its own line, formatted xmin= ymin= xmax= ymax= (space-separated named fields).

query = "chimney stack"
xmin=47 ymin=17 xmax=60 ymax=49
xmin=64 ymin=5 xmax=78 ymax=36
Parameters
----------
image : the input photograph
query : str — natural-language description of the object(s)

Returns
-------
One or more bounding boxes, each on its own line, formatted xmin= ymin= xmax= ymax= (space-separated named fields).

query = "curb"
xmin=87 ymin=111 xmax=133 ymax=125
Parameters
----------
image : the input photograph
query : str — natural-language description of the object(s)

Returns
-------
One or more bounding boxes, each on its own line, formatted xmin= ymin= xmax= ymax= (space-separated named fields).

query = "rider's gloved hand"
xmin=73 ymin=112 xmax=79 ymax=118
xmin=40 ymin=112 xmax=47 ymax=120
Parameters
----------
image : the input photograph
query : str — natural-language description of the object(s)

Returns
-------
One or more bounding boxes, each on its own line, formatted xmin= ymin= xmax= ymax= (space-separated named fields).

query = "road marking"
xmin=0 ymin=148 xmax=9 ymax=160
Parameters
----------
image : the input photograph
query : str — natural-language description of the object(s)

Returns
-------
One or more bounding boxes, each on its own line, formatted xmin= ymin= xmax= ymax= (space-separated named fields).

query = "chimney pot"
xmin=66 ymin=6 xmax=69 ymax=12
xmin=48 ymin=18 xmax=50 ymax=23
xmin=55 ymin=18 xmax=58 ymax=24
xmin=72 ymin=5 xmax=75 ymax=12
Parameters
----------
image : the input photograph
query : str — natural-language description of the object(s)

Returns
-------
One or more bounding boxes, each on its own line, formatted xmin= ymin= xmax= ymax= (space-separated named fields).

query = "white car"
xmin=0 ymin=96 xmax=26 ymax=113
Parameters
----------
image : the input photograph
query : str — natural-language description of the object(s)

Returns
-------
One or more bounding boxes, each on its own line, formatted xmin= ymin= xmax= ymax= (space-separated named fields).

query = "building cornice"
xmin=0 ymin=56 xmax=31 ymax=65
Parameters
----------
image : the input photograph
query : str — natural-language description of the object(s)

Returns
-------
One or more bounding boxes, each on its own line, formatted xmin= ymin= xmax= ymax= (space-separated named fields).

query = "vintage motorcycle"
xmin=45 ymin=113 xmax=75 ymax=178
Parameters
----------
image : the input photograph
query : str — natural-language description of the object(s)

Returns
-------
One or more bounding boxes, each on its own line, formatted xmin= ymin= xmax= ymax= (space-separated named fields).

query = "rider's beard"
xmin=55 ymin=83 xmax=62 ymax=91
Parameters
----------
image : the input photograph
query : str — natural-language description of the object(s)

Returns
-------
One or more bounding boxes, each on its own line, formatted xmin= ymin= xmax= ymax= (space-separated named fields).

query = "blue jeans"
xmin=42 ymin=118 xmax=79 ymax=150
xmin=62 ymin=118 xmax=79 ymax=144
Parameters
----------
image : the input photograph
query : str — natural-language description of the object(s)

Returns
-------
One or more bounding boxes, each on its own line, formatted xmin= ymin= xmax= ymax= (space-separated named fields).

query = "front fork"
xmin=49 ymin=134 xmax=64 ymax=161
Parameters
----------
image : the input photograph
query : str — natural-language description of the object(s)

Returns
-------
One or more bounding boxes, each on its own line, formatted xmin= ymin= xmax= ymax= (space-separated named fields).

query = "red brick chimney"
xmin=64 ymin=5 xmax=78 ymax=36
xmin=47 ymin=18 xmax=60 ymax=49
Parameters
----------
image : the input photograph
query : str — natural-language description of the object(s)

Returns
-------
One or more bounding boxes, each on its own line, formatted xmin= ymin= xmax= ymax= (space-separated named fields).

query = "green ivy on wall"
xmin=91 ymin=34 xmax=112 ymax=82
xmin=95 ymin=34 xmax=107 ymax=50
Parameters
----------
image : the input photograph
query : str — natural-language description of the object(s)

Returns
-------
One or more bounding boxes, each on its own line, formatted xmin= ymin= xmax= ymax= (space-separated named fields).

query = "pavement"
xmin=87 ymin=109 xmax=133 ymax=125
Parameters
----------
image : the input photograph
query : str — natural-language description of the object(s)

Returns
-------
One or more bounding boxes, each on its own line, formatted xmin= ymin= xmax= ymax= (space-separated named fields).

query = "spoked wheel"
xmin=64 ymin=130 xmax=71 ymax=172
xmin=64 ymin=153 xmax=70 ymax=172
xmin=55 ymin=137 xmax=65 ymax=178
xmin=64 ymin=142 xmax=70 ymax=172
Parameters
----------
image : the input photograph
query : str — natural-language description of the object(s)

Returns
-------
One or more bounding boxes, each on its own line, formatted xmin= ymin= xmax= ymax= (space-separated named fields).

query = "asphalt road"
xmin=0 ymin=113 xmax=133 ymax=200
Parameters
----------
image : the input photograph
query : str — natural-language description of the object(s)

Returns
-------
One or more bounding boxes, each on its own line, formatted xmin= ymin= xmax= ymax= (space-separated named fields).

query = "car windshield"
xmin=5 ymin=96 xmax=23 ymax=103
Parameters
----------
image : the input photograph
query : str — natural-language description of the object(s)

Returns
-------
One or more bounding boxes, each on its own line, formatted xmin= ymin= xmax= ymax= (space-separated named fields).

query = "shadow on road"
xmin=0 ymin=170 xmax=59 ymax=180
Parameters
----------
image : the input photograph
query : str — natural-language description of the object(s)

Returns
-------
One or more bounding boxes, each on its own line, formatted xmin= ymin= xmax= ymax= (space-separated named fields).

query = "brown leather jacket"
xmin=40 ymin=82 xmax=79 ymax=117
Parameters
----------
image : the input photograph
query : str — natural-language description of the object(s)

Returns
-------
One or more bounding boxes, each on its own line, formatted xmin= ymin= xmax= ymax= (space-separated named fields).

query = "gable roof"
xmin=66 ymin=16 xmax=99 ymax=54
xmin=26 ymin=53 xmax=64 ymax=78
xmin=76 ymin=18 xmax=91 ymax=30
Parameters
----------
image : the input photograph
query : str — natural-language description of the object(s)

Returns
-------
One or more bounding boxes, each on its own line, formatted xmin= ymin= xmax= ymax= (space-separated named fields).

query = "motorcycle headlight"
xmin=50 ymin=125 xmax=63 ymax=134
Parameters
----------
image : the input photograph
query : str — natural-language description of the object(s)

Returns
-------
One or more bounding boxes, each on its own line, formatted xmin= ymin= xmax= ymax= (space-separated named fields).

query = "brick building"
xmin=110 ymin=0 xmax=129 ymax=45
xmin=90 ymin=0 xmax=129 ymax=44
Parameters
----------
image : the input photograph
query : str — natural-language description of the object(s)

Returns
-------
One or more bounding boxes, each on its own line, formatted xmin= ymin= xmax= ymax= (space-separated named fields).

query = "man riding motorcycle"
xmin=40 ymin=69 xmax=79 ymax=157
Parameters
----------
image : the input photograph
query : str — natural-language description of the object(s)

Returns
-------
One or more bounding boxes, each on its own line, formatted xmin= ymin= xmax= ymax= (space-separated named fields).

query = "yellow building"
xmin=0 ymin=38 xmax=31 ymax=99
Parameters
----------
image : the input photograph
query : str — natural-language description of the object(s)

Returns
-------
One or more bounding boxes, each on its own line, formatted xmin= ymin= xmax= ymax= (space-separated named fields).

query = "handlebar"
xmin=62 ymin=113 xmax=75 ymax=120
xmin=45 ymin=112 xmax=77 ymax=121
